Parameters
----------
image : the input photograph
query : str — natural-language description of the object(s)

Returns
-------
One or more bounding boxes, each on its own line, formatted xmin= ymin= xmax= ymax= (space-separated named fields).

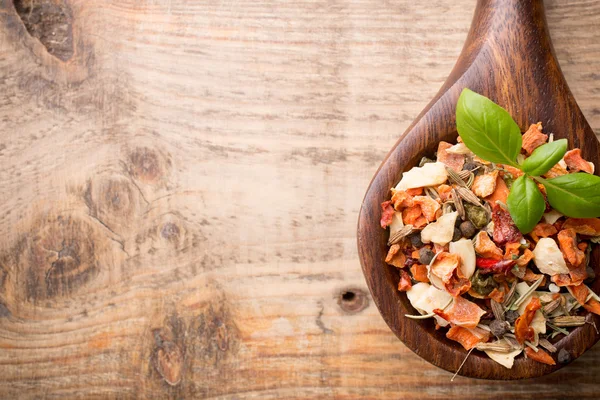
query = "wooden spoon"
xmin=357 ymin=0 xmax=600 ymax=380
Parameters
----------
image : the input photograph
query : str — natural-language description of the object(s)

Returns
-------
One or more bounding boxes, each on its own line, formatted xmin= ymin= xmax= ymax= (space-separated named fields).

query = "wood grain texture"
xmin=358 ymin=0 xmax=600 ymax=380
xmin=0 ymin=0 xmax=599 ymax=397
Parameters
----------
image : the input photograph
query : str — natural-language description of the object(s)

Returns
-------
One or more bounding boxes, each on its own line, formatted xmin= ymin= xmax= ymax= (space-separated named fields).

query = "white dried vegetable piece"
xmin=421 ymin=211 xmax=458 ymax=246
xmin=449 ymin=238 xmax=476 ymax=279
xmin=484 ymin=347 xmax=523 ymax=369
xmin=543 ymin=209 xmax=563 ymax=225
xmin=406 ymin=283 xmax=453 ymax=327
xmin=395 ymin=162 xmax=448 ymax=190
xmin=445 ymin=142 xmax=473 ymax=155
xmin=532 ymin=238 xmax=569 ymax=275
xmin=549 ymin=283 xmax=560 ymax=293
xmin=389 ymin=212 xmax=404 ymax=234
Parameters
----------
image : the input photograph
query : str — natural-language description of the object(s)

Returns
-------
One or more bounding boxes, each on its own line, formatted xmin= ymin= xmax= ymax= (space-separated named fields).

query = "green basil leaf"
xmin=543 ymin=173 xmax=600 ymax=218
xmin=507 ymin=175 xmax=545 ymax=234
xmin=456 ymin=88 xmax=522 ymax=166
xmin=520 ymin=139 xmax=568 ymax=176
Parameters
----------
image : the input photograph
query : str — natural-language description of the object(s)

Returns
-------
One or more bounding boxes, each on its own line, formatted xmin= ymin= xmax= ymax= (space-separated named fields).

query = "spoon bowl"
xmin=357 ymin=0 xmax=600 ymax=379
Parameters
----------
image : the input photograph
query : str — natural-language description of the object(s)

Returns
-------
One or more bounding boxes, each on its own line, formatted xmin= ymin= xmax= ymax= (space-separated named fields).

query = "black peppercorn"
xmin=419 ymin=247 xmax=435 ymax=265
xmin=489 ymin=319 xmax=509 ymax=337
xmin=409 ymin=233 xmax=423 ymax=248
xmin=504 ymin=310 xmax=519 ymax=324
xmin=558 ymin=348 xmax=571 ymax=364
xmin=459 ymin=221 xmax=477 ymax=239
xmin=452 ymin=227 xmax=462 ymax=242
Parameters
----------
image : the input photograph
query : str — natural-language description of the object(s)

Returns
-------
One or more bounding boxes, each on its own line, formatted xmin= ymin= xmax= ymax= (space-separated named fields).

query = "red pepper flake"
xmin=398 ymin=269 xmax=412 ymax=292
xmin=380 ymin=200 xmax=395 ymax=229
xmin=476 ymin=258 xmax=516 ymax=274
xmin=492 ymin=205 xmax=523 ymax=245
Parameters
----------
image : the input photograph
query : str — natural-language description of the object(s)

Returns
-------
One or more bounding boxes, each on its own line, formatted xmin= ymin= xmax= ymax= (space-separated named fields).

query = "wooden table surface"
xmin=1 ymin=0 xmax=600 ymax=398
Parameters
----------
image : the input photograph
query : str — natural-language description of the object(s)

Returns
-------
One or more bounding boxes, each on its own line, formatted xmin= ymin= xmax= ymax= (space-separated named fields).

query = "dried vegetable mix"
xmin=381 ymin=89 xmax=600 ymax=369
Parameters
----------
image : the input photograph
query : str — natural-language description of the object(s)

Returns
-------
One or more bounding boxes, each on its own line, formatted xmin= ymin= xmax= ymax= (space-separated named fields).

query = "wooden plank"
xmin=0 ymin=0 xmax=599 ymax=397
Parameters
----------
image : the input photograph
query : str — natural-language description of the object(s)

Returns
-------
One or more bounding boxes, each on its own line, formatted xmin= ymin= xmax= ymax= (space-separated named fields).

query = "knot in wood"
xmin=337 ymin=288 xmax=369 ymax=314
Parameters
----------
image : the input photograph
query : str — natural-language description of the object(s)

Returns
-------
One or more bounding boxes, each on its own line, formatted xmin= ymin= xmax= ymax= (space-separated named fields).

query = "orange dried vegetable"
xmin=413 ymin=196 xmax=441 ymax=222
xmin=562 ymin=218 xmax=600 ymax=236
xmin=474 ymin=231 xmax=503 ymax=260
xmin=569 ymin=284 xmax=589 ymax=305
xmin=472 ymin=170 xmax=499 ymax=198
xmin=430 ymin=252 xmax=471 ymax=296
xmin=564 ymin=149 xmax=594 ymax=174
xmin=385 ymin=244 xmax=406 ymax=268
xmin=544 ymin=163 xmax=568 ymax=179
xmin=391 ymin=189 xmax=414 ymax=210
xmin=410 ymin=264 xmax=429 ymax=283
xmin=437 ymin=141 xmax=464 ymax=172
xmin=525 ymin=347 xmax=556 ymax=366
xmin=523 ymin=269 xmax=545 ymax=284
xmin=584 ymin=299 xmax=600 ymax=316
xmin=499 ymin=164 xmax=524 ymax=178
xmin=380 ymin=201 xmax=395 ymax=228
xmin=514 ymin=297 xmax=542 ymax=344
xmin=433 ymin=295 xmax=486 ymax=329
xmin=488 ymin=288 xmax=505 ymax=303
xmin=406 ymin=187 xmax=424 ymax=196
xmin=446 ymin=326 xmax=490 ymax=350
xmin=485 ymin=175 xmax=509 ymax=205
xmin=504 ymin=242 xmax=521 ymax=260
xmin=522 ymin=123 xmax=547 ymax=154
xmin=517 ymin=248 xmax=534 ymax=267
xmin=437 ymin=184 xmax=453 ymax=202
xmin=568 ymin=262 xmax=588 ymax=286
xmin=557 ymin=229 xmax=585 ymax=267
xmin=532 ymin=223 xmax=558 ymax=239
xmin=398 ymin=270 xmax=412 ymax=291
xmin=402 ymin=205 xmax=423 ymax=225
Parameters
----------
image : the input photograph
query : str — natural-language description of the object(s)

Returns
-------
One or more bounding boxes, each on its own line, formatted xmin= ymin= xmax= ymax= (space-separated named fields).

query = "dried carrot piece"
xmin=564 ymin=149 xmax=594 ymax=174
xmin=525 ymin=347 xmax=556 ymax=365
xmin=406 ymin=187 xmax=424 ymax=196
xmin=515 ymin=297 xmax=541 ymax=344
xmin=504 ymin=242 xmax=521 ymax=260
xmin=516 ymin=249 xmax=534 ymax=268
xmin=485 ymin=175 xmax=509 ymax=205
xmin=402 ymin=205 xmax=423 ymax=225
xmin=544 ymin=163 xmax=568 ymax=179
xmin=391 ymin=189 xmax=414 ymax=210
xmin=522 ymin=123 xmax=547 ymax=155
xmin=488 ymin=288 xmax=505 ymax=303
xmin=557 ymin=229 xmax=585 ymax=267
xmin=498 ymin=164 xmax=524 ymax=178
xmin=385 ymin=244 xmax=406 ymax=268
xmin=474 ymin=231 xmax=503 ymax=260
xmin=413 ymin=196 xmax=441 ymax=222
xmin=446 ymin=326 xmax=490 ymax=350
xmin=437 ymin=141 xmax=464 ymax=172
xmin=434 ymin=296 xmax=486 ymax=328
xmin=562 ymin=218 xmax=600 ymax=236
xmin=584 ymin=299 xmax=600 ymax=316
xmin=532 ymin=222 xmax=558 ymax=238
xmin=398 ymin=269 xmax=412 ymax=291
xmin=436 ymin=184 xmax=453 ymax=202
xmin=410 ymin=264 xmax=430 ymax=283
xmin=569 ymin=284 xmax=589 ymax=306
xmin=523 ymin=269 xmax=545 ymax=284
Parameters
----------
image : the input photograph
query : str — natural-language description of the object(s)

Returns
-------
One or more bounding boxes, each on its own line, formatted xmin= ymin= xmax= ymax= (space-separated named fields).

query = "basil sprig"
xmin=456 ymin=88 xmax=600 ymax=233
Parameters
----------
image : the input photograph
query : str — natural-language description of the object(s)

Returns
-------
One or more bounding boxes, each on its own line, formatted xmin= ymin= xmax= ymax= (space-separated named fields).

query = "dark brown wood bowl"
xmin=357 ymin=0 xmax=600 ymax=379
